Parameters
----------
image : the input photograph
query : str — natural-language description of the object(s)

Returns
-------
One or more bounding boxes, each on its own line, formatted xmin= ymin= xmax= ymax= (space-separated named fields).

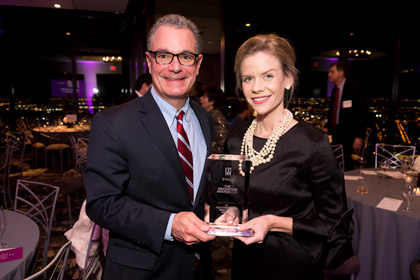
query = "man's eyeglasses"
xmin=148 ymin=51 xmax=200 ymax=66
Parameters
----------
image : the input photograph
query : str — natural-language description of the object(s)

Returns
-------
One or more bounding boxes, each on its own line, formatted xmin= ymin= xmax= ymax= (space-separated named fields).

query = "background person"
xmin=326 ymin=61 xmax=367 ymax=170
xmin=222 ymin=33 xmax=353 ymax=280
xmin=199 ymin=86 xmax=229 ymax=154
xmin=84 ymin=14 xmax=215 ymax=280
xmin=229 ymin=101 xmax=254 ymax=133
xmin=123 ymin=73 xmax=153 ymax=102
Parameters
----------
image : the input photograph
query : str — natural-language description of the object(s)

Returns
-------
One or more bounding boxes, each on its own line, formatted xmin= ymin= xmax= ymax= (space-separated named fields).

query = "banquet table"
xmin=345 ymin=168 xmax=420 ymax=280
xmin=32 ymin=125 xmax=90 ymax=145
xmin=0 ymin=210 xmax=40 ymax=280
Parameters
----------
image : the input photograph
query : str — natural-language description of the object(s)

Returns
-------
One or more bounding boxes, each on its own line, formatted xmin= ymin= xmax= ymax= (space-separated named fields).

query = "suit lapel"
xmin=138 ymin=92 xmax=213 ymax=208
xmin=138 ymin=91 xmax=189 ymax=201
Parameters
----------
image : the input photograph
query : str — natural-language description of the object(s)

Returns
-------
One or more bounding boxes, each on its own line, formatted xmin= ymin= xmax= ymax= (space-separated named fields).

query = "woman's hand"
xmin=235 ymin=215 xmax=271 ymax=244
xmin=235 ymin=215 xmax=293 ymax=245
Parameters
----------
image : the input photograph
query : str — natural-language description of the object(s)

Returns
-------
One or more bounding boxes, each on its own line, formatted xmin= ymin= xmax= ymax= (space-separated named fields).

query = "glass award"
xmin=205 ymin=154 xmax=252 ymax=237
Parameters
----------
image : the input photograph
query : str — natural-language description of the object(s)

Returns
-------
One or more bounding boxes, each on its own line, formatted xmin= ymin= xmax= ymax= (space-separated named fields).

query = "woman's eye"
xmin=242 ymin=77 xmax=252 ymax=83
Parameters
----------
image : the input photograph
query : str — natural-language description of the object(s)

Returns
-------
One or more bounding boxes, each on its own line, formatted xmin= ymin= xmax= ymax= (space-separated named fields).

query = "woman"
xmin=200 ymin=86 xmax=229 ymax=154
xmin=225 ymin=34 xmax=353 ymax=279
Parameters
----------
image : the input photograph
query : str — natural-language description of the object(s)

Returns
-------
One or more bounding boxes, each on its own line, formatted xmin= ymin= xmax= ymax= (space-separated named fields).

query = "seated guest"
xmin=200 ymin=86 xmax=229 ymax=153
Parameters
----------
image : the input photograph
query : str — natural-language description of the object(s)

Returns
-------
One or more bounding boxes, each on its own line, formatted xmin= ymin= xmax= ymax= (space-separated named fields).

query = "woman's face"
xmin=199 ymin=94 xmax=213 ymax=112
xmin=240 ymin=51 xmax=292 ymax=119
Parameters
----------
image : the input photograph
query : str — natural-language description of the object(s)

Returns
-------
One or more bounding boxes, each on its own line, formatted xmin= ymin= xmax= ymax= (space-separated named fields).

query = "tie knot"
xmin=177 ymin=110 xmax=185 ymax=121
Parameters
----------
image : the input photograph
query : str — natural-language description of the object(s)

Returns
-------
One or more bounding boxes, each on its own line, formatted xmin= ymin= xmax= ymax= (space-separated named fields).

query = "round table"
xmin=345 ymin=168 xmax=420 ymax=280
xmin=32 ymin=125 xmax=90 ymax=145
xmin=0 ymin=210 xmax=40 ymax=280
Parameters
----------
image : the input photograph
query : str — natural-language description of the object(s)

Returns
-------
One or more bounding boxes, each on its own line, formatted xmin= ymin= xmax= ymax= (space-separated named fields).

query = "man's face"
xmin=146 ymin=26 xmax=203 ymax=107
xmin=328 ymin=65 xmax=343 ymax=84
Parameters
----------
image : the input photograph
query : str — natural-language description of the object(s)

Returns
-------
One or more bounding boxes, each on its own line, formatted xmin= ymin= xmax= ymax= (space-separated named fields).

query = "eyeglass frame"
xmin=147 ymin=50 xmax=201 ymax=66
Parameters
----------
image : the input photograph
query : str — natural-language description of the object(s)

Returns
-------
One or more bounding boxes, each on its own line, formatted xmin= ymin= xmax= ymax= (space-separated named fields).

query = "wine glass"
xmin=401 ymin=184 xmax=415 ymax=212
xmin=356 ymin=156 xmax=367 ymax=175
xmin=0 ymin=206 xmax=7 ymax=249
xmin=380 ymin=159 xmax=391 ymax=178
xmin=402 ymin=157 xmax=413 ymax=175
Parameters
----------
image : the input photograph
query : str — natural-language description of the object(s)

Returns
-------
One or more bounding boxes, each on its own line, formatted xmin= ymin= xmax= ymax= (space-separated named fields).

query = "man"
xmin=123 ymin=73 xmax=152 ymax=103
xmin=327 ymin=61 xmax=367 ymax=171
xmin=134 ymin=73 xmax=153 ymax=97
xmin=84 ymin=14 xmax=215 ymax=280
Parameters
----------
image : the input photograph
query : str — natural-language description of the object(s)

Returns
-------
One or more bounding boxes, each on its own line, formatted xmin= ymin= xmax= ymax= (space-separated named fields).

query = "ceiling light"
xmin=245 ymin=23 xmax=251 ymax=27
xmin=54 ymin=4 xmax=61 ymax=8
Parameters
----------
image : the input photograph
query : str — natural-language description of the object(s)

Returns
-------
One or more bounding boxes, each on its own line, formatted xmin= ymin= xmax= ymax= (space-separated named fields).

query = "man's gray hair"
xmin=147 ymin=14 xmax=202 ymax=54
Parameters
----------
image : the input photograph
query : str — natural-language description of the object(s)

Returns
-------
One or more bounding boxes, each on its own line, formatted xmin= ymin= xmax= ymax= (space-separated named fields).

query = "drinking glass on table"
xmin=357 ymin=177 xmax=368 ymax=194
xmin=401 ymin=184 xmax=415 ymax=212
xmin=380 ymin=159 xmax=391 ymax=178
xmin=0 ymin=206 xmax=7 ymax=248
xmin=401 ymin=157 xmax=413 ymax=175
xmin=355 ymin=156 xmax=367 ymax=175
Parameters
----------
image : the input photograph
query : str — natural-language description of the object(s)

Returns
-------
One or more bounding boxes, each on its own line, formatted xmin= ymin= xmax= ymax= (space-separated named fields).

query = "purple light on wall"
xmin=78 ymin=61 xmax=102 ymax=114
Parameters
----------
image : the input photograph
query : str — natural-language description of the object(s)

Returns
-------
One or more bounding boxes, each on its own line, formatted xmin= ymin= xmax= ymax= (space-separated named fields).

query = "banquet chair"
xmin=54 ymin=136 xmax=87 ymax=226
xmin=82 ymin=223 xmax=106 ymax=280
xmin=9 ymin=131 xmax=29 ymax=178
xmin=42 ymin=132 xmax=71 ymax=173
xmin=24 ymin=241 xmax=72 ymax=280
xmin=14 ymin=179 xmax=60 ymax=268
xmin=1 ymin=134 xmax=17 ymax=208
xmin=70 ymin=136 xmax=88 ymax=174
xmin=330 ymin=144 xmax=345 ymax=172
xmin=375 ymin=143 xmax=416 ymax=169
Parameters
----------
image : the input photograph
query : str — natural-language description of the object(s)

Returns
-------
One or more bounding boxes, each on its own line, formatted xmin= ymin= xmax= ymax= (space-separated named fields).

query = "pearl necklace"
xmin=239 ymin=109 xmax=293 ymax=176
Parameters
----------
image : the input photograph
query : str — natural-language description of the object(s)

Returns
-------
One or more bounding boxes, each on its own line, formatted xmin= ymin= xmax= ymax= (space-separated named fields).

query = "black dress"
xmin=226 ymin=120 xmax=351 ymax=280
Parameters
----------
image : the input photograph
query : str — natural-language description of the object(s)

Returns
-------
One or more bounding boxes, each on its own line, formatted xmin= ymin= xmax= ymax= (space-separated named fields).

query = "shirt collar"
xmin=338 ymin=78 xmax=346 ymax=90
xmin=150 ymin=87 xmax=192 ymax=127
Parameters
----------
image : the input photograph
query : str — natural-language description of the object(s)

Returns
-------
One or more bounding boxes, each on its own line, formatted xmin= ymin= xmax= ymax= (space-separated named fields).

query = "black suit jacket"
xmin=327 ymin=80 xmax=366 ymax=169
xmin=84 ymin=89 xmax=213 ymax=280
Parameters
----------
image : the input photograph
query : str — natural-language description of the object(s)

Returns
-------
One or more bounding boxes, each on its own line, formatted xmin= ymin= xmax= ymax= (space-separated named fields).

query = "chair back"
xmin=24 ymin=241 xmax=72 ymax=280
xmin=1 ymin=134 xmax=17 ymax=208
xmin=14 ymin=179 xmax=60 ymax=268
xmin=70 ymin=136 xmax=88 ymax=174
xmin=331 ymin=144 xmax=345 ymax=172
xmin=375 ymin=143 xmax=416 ymax=169
xmin=82 ymin=223 xmax=104 ymax=280
xmin=9 ymin=131 xmax=29 ymax=178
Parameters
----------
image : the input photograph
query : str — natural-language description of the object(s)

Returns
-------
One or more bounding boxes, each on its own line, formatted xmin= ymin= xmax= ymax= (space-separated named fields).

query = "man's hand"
xmin=172 ymin=212 xmax=216 ymax=245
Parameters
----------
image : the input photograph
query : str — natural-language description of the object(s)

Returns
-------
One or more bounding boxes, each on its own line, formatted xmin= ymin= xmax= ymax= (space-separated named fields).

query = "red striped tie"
xmin=176 ymin=111 xmax=194 ymax=202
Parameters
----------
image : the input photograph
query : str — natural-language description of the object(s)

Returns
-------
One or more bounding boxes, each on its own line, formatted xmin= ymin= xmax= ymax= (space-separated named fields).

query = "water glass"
xmin=402 ymin=157 xmax=413 ymax=175
xmin=380 ymin=159 xmax=391 ymax=178
xmin=0 ymin=206 xmax=7 ymax=248
xmin=401 ymin=185 xmax=415 ymax=211
xmin=357 ymin=178 xmax=368 ymax=194
xmin=357 ymin=156 xmax=367 ymax=175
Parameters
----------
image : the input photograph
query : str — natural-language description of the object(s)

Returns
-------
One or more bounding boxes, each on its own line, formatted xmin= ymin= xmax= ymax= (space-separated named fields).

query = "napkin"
xmin=361 ymin=170 xmax=377 ymax=175
xmin=344 ymin=175 xmax=364 ymax=181
xmin=378 ymin=171 xmax=405 ymax=179
xmin=376 ymin=197 xmax=403 ymax=211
